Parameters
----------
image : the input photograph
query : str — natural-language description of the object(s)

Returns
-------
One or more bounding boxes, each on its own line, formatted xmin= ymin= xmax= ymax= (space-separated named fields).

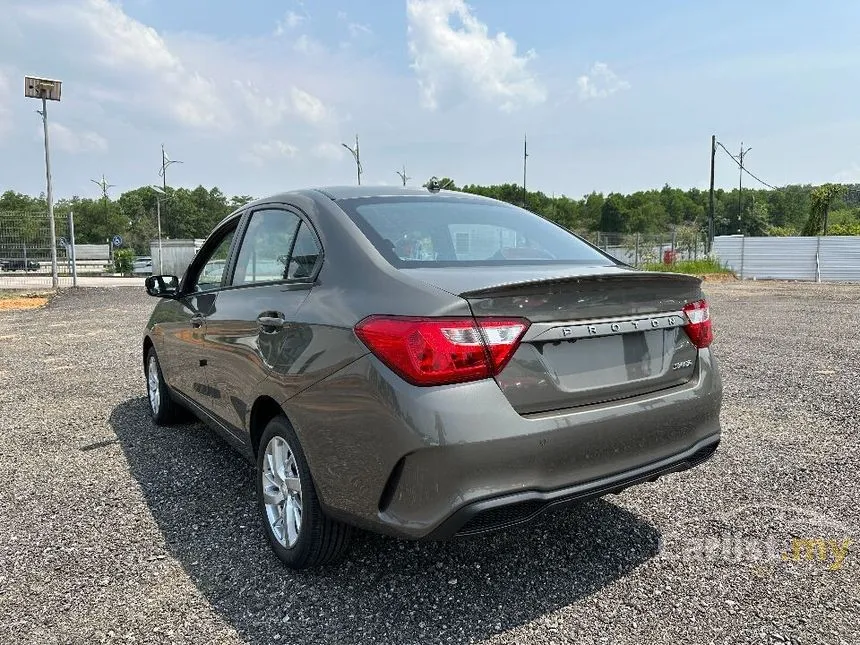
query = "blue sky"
xmin=1 ymin=0 xmax=859 ymax=201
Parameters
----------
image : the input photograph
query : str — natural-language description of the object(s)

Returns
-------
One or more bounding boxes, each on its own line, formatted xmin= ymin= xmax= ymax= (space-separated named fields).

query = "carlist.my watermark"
xmin=657 ymin=504 xmax=854 ymax=571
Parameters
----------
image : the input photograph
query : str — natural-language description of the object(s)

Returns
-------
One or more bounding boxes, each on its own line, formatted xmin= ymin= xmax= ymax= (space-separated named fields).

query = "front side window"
xmin=232 ymin=209 xmax=301 ymax=286
xmin=193 ymin=227 xmax=236 ymax=291
xmin=337 ymin=196 xmax=612 ymax=268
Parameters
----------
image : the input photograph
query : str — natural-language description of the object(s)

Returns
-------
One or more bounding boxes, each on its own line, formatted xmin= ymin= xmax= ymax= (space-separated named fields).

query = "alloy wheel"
xmin=262 ymin=435 xmax=303 ymax=547
xmin=147 ymin=355 xmax=160 ymax=415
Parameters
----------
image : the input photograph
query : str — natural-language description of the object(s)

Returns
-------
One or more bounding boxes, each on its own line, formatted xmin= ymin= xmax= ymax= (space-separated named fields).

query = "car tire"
xmin=256 ymin=415 xmax=353 ymax=569
xmin=145 ymin=347 xmax=183 ymax=425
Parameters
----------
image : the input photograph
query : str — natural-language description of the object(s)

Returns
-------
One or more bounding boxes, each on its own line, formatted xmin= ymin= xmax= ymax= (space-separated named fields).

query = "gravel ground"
xmin=0 ymin=283 xmax=857 ymax=645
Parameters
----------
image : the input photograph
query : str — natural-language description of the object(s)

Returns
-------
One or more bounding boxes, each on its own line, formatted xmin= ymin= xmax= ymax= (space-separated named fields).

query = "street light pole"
xmin=395 ymin=163 xmax=411 ymax=187
xmin=523 ymin=134 xmax=528 ymax=209
xmin=342 ymin=135 xmax=362 ymax=185
xmin=151 ymin=186 xmax=167 ymax=274
xmin=26 ymin=76 xmax=63 ymax=289
xmin=40 ymin=95 xmax=57 ymax=288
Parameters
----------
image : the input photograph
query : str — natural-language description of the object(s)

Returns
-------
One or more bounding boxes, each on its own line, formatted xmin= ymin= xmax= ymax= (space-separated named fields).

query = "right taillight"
xmin=682 ymin=299 xmax=713 ymax=349
xmin=354 ymin=315 xmax=530 ymax=386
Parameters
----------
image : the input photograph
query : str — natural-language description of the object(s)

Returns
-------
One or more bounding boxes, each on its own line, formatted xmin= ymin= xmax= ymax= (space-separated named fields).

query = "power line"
xmin=715 ymin=141 xmax=777 ymax=189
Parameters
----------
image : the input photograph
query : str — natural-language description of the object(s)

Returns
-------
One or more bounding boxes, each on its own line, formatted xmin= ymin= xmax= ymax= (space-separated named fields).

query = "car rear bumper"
xmin=284 ymin=348 xmax=722 ymax=540
xmin=424 ymin=434 xmax=719 ymax=539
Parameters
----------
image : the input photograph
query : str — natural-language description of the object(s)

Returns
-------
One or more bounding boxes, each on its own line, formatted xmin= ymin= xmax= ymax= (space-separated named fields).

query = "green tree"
xmin=599 ymin=193 xmax=627 ymax=232
xmin=802 ymin=184 xmax=846 ymax=236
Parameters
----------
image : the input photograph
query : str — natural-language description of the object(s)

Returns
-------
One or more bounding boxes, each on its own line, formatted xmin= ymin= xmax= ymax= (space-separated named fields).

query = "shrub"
xmin=113 ymin=248 xmax=135 ymax=274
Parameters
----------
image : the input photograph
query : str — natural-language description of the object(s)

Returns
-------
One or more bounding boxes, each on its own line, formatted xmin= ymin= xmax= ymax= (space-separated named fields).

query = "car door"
xmin=203 ymin=206 xmax=323 ymax=434
xmin=158 ymin=220 xmax=238 ymax=407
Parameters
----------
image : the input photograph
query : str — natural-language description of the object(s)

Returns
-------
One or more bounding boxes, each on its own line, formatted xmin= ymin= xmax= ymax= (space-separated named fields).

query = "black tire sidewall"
xmin=255 ymin=416 xmax=320 ymax=568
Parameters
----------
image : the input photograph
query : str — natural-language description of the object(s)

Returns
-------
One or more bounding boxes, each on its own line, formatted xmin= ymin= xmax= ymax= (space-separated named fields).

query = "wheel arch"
xmin=249 ymin=395 xmax=287 ymax=457
xmin=143 ymin=335 xmax=154 ymax=372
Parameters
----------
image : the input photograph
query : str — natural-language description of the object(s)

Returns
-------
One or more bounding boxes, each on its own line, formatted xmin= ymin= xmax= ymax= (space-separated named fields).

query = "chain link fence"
xmin=0 ymin=211 xmax=108 ymax=289
xmin=576 ymin=230 xmax=708 ymax=268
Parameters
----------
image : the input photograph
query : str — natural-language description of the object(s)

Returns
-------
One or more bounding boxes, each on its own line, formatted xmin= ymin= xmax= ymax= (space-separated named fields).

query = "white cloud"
xmin=577 ymin=62 xmax=630 ymax=101
xmin=233 ymin=81 xmax=330 ymax=128
xmin=17 ymin=0 xmax=231 ymax=130
xmin=293 ymin=34 xmax=325 ymax=56
xmin=234 ymin=80 xmax=293 ymax=128
xmin=34 ymin=121 xmax=108 ymax=154
xmin=311 ymin=142 xmax=345 ymax=161
xmin=291 ymin=87 xmax=328 ymax=124
xmin=348 ymin=22 xmax=373 ymax=38
xmin=406 ymin=0 xmax=545 ymax=111
xmin=275 ymin=10 xmax=305 ymax=35
xmin=241 ymin=140 xmax=299 ymax=166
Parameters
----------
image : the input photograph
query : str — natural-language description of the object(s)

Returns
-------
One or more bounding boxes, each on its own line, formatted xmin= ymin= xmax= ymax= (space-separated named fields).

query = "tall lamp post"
xmin=395 ymin=163 xmax=411 ymax=187
xmin=158 ymin=144 xmax=182 ymax=191
xmin=342 ymin=134 xmax=362 ymax=185
xmin=25 ymin=75 xmax=62 ymax=289
xmin=150 ymin=185 xmax=168 ymax=275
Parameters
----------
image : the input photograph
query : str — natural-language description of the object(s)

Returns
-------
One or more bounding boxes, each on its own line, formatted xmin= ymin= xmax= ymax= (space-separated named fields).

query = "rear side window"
xmin=232 ymin=209 xmax=300 ymax=285
xmin=287 ymin=222 xmax=322 ymax=279
xmin=338 ymin=196 xmax=611 ymax=267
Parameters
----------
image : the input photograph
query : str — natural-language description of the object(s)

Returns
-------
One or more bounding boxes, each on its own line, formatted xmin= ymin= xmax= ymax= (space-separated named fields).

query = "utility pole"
xmin=737 ymin=142 xmax=752 ymax=234
xmin=708 ymin=135 xmax=716 ymax=251
xmin=522 ymin=134 xmax=528 ymax=209
xmin=25 ymin=76 xmax=63 ymax=289
xmin=342 ymin=134 xmax=362 ymax=185
xmin=395 ymin=163 xmax=411 ymax=187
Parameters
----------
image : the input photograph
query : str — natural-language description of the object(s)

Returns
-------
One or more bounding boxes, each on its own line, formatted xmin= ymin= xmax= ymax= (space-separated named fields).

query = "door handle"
xmin=257 ymin=312 xmax=286 ymax=331
xmin=190 ymin=314 xmax=205 ymax=328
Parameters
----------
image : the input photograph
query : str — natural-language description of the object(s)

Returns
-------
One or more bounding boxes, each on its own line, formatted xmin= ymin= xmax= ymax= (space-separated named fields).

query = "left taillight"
xmin=354 ymin=316 xmax=530 ymax=386
xmin=682 ymin=299 xmax=714 ymax=349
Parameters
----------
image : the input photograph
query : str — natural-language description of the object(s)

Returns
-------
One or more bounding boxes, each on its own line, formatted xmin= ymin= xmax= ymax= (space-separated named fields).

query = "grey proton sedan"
xmin=143 ymin=184 xmax=722 ymax=569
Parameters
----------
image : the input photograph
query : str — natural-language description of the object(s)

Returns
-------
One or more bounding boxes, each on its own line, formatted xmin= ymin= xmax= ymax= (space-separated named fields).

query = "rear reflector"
xmin=682 ymin=299 xmax=713 ymax=349
xmin=354 ymin=316 xmax=530 ymax=386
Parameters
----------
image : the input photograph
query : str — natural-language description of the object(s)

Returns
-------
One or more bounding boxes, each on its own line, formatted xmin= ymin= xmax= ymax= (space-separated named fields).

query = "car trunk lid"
xmin=402 ymin=266 xmax=702 ymax=413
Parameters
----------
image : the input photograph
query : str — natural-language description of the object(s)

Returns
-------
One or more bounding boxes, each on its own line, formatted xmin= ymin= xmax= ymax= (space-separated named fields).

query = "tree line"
xmin=2 ymin=180 xmax=858 ymax=254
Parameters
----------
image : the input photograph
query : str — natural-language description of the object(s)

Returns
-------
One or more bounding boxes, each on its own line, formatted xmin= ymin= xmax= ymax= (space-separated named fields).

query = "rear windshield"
xmin=338 ymin=196 xmax=614 ymax=268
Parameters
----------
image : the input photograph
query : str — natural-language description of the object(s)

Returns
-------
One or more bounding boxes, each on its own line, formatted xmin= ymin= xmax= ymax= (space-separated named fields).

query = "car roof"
xmin=263 ymin=185 xmax=488 ymax=203
xmin=217 ymin=185 xmax=492 ymax=229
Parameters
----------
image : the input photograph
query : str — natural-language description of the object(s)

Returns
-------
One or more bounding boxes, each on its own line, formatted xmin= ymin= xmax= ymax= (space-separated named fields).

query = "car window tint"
xmin=233 ymin=209 xmax=301 ymax=286
xmin=338 ymin=197 xmax=611 ymax=268
xmin=194 ymin=228 xmax=235 ymax=291
xmin=287 ymin=222 xmax=321 ymax=279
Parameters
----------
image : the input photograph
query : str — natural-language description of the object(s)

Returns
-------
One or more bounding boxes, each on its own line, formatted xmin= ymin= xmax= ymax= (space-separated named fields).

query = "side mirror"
xmin=145 ymin=275 xmax=180 ymax=298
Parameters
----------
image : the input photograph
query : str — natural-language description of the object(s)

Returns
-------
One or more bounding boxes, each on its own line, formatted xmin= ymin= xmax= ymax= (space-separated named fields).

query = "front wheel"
xmin=256 ymin=416 xmax=352 ymax=569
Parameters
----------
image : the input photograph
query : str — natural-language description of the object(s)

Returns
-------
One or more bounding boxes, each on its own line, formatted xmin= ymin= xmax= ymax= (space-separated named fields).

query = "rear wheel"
xmin=256 ymin=416 xmax=352 ymax=569
xmin=145 ymin=347 xmax=183 ymax=425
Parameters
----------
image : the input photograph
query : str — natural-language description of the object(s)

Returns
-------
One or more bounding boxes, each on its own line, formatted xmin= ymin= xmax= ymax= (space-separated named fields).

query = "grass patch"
xmin=642 ymin=258 xmax=734 ymax=275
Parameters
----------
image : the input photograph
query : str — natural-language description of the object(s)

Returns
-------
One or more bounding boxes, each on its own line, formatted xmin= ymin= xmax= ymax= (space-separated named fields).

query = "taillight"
xmin=682 ymin=299 xmax=713 ymax=349
xmin=354 ymin=316 xmax=530 ymax=386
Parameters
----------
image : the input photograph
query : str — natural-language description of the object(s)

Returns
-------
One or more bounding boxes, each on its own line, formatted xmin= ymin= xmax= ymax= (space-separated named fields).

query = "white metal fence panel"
xmin=819 ymin=237 xmax=860 ymax=282
xmin=150 ymin=239 xmax=205 ymax=277
xmin=714 ymin=235 xmax=860 ymax=282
